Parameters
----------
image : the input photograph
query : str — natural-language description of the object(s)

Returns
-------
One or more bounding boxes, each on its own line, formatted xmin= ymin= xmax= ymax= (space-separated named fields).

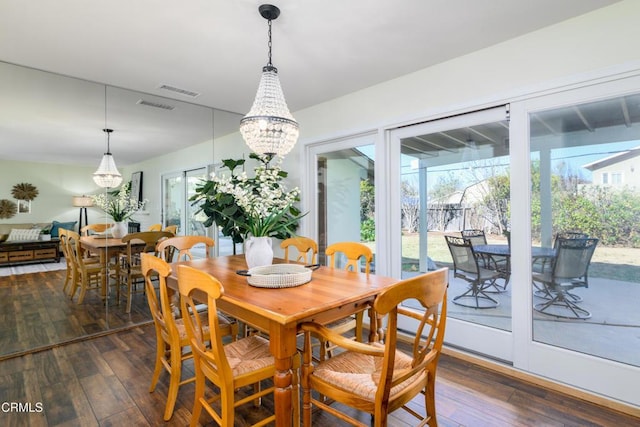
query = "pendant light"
xmin=239 ymin=4 xmax=299 ymax=157
xmin=93 ymin=87 xmax=123 ymax=188
xmin=93 ymin=128 xmax=123 ymax=188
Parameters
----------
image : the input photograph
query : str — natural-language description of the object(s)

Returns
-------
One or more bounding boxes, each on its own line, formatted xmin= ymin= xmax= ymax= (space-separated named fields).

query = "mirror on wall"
xmin=0 ymin=61 xmax=242 ymax=359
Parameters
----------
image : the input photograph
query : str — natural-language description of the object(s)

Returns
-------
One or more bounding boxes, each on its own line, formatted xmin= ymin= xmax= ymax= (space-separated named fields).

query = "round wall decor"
xmin=11 ymin=182 xmax=39 ymax=201
xmin=0 ymin=199 xmax=17 ymax=219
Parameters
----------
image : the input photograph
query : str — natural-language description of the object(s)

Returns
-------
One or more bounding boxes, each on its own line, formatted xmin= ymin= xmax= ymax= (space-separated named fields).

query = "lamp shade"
xmin=240 ymin=67 xmax=299 ymax=156
xmin=93 ymin=153 xmax=123 ymax=188
xmin=72 ymin=195 xmax=94 ymax=207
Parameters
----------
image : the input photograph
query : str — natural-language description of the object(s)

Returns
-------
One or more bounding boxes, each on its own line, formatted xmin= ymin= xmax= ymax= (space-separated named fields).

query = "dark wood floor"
xmin=0 ymin=268 xmax=152 ymax=358
xmin=1 ymin=269 xmax=639 ymax=426
xmin=1 ymin=324 xmax=639 ymax=426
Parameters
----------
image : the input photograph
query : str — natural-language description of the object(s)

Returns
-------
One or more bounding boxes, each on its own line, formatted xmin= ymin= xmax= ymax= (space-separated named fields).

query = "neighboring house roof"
xmin=582 ymin=146 xmax=640 ymax=171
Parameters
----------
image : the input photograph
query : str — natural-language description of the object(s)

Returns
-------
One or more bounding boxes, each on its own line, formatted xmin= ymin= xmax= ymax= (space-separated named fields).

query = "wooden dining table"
xmin=79 ymin=235 xmax=140 ymax=297
xmin=166 ymin=254 xmax=399 ymax=427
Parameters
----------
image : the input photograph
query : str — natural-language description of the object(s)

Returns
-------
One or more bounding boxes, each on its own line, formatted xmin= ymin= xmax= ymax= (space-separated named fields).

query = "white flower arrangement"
xmin=193 ymin=154 xmax=305 ymax=240
xmin=92 ymin=185 xmax=147 ymax=222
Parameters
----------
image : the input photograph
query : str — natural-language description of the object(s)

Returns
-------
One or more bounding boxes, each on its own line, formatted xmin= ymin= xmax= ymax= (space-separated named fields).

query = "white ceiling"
xmin=0 ymin=0 xmax=620 ymax=166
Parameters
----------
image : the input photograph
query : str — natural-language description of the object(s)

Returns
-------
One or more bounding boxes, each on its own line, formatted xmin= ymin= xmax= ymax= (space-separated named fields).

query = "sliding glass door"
xmin=306 ymin=75 xmax=640 ymax=407
xmin=510 ymin=75 xmax=640 ymax=407
xmin=162 ymin=167 xmax=207 ymax=231
xmin=389 ymin=107 xmax=513 ymax=361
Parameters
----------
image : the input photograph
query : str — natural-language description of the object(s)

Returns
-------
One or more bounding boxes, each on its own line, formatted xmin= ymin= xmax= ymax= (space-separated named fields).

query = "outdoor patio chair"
xmin=461 ymin=229 xmax=509 ymax=291
xmin=445 ymin=235 xmax=502 ymax=309
xmin=533 ymin=231 xmax=589 ymax=299
xmin=533 ymin=237 xmax=598 ymax=319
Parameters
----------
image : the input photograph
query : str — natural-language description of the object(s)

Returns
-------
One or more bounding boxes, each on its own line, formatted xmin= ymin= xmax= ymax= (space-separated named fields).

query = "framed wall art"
xmin=17 ymin=200 xmax=31 ymax=214
xmin=130 ymin=171 xmax=143 ymax=203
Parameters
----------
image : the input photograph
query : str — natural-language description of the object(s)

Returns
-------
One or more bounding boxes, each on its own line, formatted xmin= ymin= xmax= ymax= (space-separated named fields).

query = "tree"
xmin=401 ymin=181 xmax=419 ymax=233
xmin=430 ymin=173 xmax=461 ymax=201
xmin=360 ymin=178 xmax=376 ymax=241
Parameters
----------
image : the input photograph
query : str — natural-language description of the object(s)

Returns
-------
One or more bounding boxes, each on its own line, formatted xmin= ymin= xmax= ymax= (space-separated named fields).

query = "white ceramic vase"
xmin=111 ymin=221 xmax=128 ymax=238
xmin=245 ymin=236 xmax=273 ymax=269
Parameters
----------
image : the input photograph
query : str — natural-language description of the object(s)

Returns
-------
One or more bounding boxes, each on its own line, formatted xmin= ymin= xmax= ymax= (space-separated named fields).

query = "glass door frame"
xmin=510 ymin=73 xmax=640 ymax=407
xmin=161 ymin=166 xmax=208 ymax=236
xmin=388 ymin=106 xmax=513 ymax=363
xmin=303 ymin=131 xmax=381 ymax=256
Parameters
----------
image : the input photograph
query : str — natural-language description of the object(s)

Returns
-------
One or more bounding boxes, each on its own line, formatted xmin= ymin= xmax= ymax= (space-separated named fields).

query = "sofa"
xmin=0 ymin=220 xmax=77 ymax=244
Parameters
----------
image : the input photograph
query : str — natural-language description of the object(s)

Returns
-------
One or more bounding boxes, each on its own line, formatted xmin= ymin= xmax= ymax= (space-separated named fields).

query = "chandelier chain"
xmin=267 ymin=18 xmax=273 ymax=67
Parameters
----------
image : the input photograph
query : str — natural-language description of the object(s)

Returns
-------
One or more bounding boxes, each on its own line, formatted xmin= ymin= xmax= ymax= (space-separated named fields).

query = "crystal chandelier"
xmin=93 ymin=128 xmax=123 ymax=188
xmin=239 ymin=4 xmax=299 ymax=157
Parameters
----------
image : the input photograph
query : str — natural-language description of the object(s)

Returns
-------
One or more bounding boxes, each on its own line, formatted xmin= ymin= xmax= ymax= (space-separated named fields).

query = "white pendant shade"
xmin=93 ymin=153 xmax=123 ymax=188
xmin=240 ymin=67 xmax=299 ymax=156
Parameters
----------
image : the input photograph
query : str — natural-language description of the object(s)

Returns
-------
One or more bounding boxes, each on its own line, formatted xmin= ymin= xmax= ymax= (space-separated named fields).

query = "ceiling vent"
xmin=136 ymin=99 xmax=175 ymax=110
xmin=157 ymin=84 xmax=200 ymax=98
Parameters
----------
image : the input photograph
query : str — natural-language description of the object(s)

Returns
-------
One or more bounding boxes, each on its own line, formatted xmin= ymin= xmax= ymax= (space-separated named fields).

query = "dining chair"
xmin=177 ymin=264 xmax=299 ymax=427
xmin=300 ymin=268 xmax=448 ymax=427
xmin=147 ymin=223 xmax=162 ymax=231
xmin=140 ymin=253 xmax=237 ymax=421
xmin=163 ymin=224 xmax=178 ymax=235
xmin=157 ymin=235 xmax=214 ymax=262
xmin=118 ymin=230 xmax=174 ymax=313
xmin=321 ymin=241 xmax=374 ymax=360
xmin=79 ymin=223 xmax=115 ymax=258
xmin=281 ymin=236 xmax=318 ymax=264
xmin=57 ymin=228 xmax=74 ymax=295
xmin=533 ymin=237 xmax=598 ymax=319
xmin=445 ymin=235 xmax=502 ymax=309
xmin=67 ymin=230 xmax=103 ymax=304
xmin=80 ymin=223 xmax=113 ymax=236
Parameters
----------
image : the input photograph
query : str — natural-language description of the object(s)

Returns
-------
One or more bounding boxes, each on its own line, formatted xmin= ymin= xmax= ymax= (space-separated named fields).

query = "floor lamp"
xmin=72 ymin=196 xmax=93 ymax=233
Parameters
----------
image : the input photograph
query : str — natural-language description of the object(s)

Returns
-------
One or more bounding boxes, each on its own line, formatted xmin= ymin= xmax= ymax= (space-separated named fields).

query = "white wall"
xmin=43 ymin=1 xmax=640 ymax=236
xmin=170 ymin=0 xmax=633 ymax=221
xmin=0 ymin=159 xmax=100 ymax=227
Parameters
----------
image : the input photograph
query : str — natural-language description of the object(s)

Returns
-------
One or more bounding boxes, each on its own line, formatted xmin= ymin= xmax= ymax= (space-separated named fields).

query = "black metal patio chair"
xmin=533 ymin=237 xmax=598 ymax=319
xmin=445 ymin=235 xmax=502 ymax=309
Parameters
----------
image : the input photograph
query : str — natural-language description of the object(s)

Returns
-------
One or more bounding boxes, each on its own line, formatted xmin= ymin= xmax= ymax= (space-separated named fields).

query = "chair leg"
xmin=69 ymin=270 xmax=79 ymax=299
xmin=453 ymin=280 xmax=499 ymax=309
xmin=126 ymin=276 xmax=133 ymax=313
xmin=190 ymin=370 xmax=205 ymax=427
xmin=534 ymin=291 xmax=591 ymax=319
xmin=62 ymin=268 xmax=71 ymax=294
xmin=302 ymin=334 xmax=313 ymax=427
xmin=221 ymin=386 xmax=235 ymax=427
xmin=163 ymin=343 xmax=182 ymax=421
xmin=149 ymin=336 xmax=164 ymax=393
xmin=293 ymin=359 xmax=300 ymax=427
xmin=425 ymin=370 xmax=437 ymax=427
xmin=77 ymin=276 xmax=87 ymax=304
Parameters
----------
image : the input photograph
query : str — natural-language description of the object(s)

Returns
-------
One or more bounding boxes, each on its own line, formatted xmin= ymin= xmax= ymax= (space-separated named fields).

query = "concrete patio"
xmin=445 ymin=274 xmax=640 ymax=367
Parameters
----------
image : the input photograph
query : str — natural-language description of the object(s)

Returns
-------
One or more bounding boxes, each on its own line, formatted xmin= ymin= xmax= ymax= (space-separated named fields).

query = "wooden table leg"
xmin=270 ymin=324 xmax=298 ymax=427
xmin=99 ymin=250 xmax=108 ymax=298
